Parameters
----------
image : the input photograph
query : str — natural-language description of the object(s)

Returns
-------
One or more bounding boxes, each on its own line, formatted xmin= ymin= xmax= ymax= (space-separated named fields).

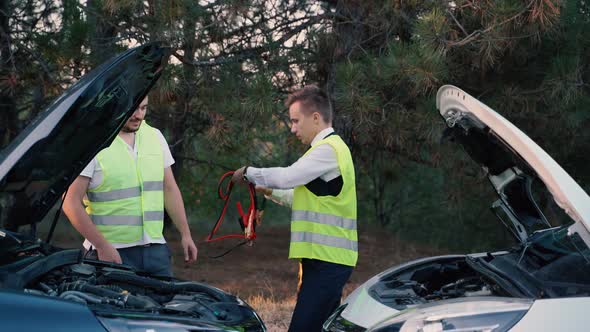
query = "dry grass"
xmin=246 ymin=294 xmax=297 ymax=332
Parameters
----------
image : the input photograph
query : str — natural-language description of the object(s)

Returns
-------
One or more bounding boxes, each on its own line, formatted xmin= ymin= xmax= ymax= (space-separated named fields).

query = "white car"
xmin=322 ymin=85 xmax=590 ymax=332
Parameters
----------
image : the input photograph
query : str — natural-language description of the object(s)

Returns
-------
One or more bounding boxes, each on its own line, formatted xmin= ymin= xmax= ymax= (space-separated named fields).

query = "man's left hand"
xmin=181 ymin=235 xmax=198 ymax=263
xmin=231 ymin=166 xmax=247 ymax=184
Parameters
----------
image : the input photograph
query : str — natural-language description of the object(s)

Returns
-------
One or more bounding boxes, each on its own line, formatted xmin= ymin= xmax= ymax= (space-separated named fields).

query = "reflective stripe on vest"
xmin=289 ymin=134 xmax=358 ymax=267
xmin=86 ymin=122 xmax=165 ymax=244
xmin=291 ymin=231 xmax=358 ymax=251
xmin=89 ymin=210 xmax=164 ymax=226
xmin=86 ymin=180 xmax=163 ymax=202
xmin=291 ymin=210 xmax=357 ymax=230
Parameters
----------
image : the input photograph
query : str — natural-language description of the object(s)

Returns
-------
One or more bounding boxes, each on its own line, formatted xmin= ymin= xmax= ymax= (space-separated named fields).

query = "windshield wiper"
xmin=517 ymin=241 xmax=531 ymax=267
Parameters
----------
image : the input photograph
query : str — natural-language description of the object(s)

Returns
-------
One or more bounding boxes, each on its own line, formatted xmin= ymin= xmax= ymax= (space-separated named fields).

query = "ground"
xmin=167 ymin=223 xmax=444 ymax=331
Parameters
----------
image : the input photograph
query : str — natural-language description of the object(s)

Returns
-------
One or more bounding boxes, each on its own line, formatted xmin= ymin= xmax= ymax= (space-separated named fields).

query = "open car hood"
xmin=436 ymin=85 xmax=590 ymax=246
xmin=0 ymin=43 xmax=170 ymax=230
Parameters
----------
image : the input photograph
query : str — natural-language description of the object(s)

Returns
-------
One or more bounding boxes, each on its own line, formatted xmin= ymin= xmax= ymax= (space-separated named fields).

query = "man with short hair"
xmin=63 ymin=97 xmax=198 ymax=277
xmin=232 ymin=85 xmax=358 ymax=332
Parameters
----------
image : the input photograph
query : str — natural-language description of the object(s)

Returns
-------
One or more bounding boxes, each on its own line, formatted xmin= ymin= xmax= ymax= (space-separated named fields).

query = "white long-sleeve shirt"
xmin=245 ymin=127 xmax=340 ymax=207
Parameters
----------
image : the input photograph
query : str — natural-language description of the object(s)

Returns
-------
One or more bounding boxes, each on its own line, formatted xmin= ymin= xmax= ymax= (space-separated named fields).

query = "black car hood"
xmin=436 ymin=85 xmax=590 ymax=246
xmin=0 ymin=43 xmax=170 ymax=229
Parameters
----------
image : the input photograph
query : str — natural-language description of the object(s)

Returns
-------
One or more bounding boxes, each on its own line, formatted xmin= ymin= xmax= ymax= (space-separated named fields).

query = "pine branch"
xmin=15 ymin=42 xmax=56 ymax=83
xmin=446 ymin=9 xmax=468 ymax=37
xmin=175 ymin=155 xmax=233 ymax=171
xmin=447 ymin=0 xmax=536 ymax=47
xmin=173 ymin=15 xmax=323 ymax=68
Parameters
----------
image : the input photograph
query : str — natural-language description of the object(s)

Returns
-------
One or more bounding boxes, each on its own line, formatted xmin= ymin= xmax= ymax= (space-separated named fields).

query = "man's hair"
xmin=285 ymin=85 xmax=333 ymax=123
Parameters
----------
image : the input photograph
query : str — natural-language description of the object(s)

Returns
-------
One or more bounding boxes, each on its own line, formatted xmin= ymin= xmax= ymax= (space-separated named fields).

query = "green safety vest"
xmin=85 ymin=122 xmax=164 ymax=244
xmin=290 ymin=134 xmax=358 ymax=267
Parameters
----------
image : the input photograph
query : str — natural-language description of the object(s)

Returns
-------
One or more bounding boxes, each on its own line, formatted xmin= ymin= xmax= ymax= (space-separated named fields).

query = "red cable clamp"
xmin=205 ymin=171 xmax=258 ymax=244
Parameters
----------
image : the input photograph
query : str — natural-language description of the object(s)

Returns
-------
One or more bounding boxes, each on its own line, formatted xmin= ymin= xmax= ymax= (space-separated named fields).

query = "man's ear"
xmin=313 ymin=112 xmax=321 ymax=124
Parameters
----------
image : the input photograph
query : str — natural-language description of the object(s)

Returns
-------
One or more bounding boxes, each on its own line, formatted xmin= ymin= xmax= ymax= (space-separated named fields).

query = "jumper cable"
xmin=205 ymin=171 xmax=264 ymax=258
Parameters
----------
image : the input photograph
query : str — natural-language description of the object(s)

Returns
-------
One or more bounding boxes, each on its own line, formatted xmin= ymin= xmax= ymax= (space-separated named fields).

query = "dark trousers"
xmin=86 ymin=243 xmax=172 ymax=277
xmin=288 ymin=259 xmax=353 ymax=332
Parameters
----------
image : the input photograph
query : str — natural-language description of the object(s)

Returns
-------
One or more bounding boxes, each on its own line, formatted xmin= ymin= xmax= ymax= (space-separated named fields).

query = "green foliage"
xmin=415 ymin=7 xmax=450 ymax=55
xmin=389 ymin=160 xmax=513 ymax=251
xmin=544 ymin=54 xmax=583 ymax=107
xmin=5 ymin=0 xmax=590 ymax=253
xmin=324 ymin=0 xmax=590 ymax=251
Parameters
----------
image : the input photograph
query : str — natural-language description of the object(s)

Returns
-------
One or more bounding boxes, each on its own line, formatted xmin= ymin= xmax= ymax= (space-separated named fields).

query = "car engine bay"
xmin=368 ymin=257 xmax=512 ymax=311
xmin=0 ymin=243 xmax=263 ymax=331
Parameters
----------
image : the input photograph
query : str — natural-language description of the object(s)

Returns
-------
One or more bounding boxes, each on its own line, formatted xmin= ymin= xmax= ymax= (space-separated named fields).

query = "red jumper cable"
xmin=205 ymin=171 xmax=263 ymax=257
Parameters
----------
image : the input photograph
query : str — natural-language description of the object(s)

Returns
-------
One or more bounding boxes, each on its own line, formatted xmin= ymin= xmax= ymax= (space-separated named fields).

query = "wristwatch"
xmin=243 ymin=166 xmax=249 ymax=182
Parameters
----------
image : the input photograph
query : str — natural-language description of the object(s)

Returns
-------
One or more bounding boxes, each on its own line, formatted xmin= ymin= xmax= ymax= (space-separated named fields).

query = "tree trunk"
xmin=169 ymin=13 xmax=198 ymax=180
xmin=325 ymin=1 xmax=369 ymax=146
xmin=0 ymin=0 xmax=16 ymax=147
xmin=326 ymin=1 xmax=367 ymax=92
xmin=87 ymin=0 xmax=117 ymax=67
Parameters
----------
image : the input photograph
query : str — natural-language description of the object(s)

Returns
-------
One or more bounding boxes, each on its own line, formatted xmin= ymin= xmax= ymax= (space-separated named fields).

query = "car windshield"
xmin=513 ymin=226 xmax=590 ymax=297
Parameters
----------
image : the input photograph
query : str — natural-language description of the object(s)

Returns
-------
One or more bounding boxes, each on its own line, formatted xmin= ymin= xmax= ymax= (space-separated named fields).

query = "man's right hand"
xmin=64 ymin=176 xmax=122 ymax=265
xmin=96 ymin=244 xmax=122 ymax=264
xmin=255 ymin=185 xmax=272 ymax=196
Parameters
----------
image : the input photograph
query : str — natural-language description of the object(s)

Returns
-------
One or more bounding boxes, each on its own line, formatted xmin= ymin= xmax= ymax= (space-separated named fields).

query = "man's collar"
xmin=311 ymin=127 xmax=335 ymax=146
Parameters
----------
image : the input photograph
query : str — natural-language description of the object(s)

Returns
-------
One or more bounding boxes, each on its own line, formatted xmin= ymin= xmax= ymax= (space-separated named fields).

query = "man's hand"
xmin=231 ymin=166 xmax=248 ymax=184
xmin=96 ymin=243 xmax=122 ymax=264
xmin=255 ymin=185 xmax=272 ymax=196
xmin=181 ymin=235 xmax=198 ymax=263
xmin=163 ymin=166 xmax=198 ymax=264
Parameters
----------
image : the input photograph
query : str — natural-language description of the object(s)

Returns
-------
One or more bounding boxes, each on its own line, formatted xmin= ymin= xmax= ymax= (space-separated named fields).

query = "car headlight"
xmin=368 ymin=297 xmax=532 ymax=332
xmin=323 ymin=304 xmax=366 ymax=332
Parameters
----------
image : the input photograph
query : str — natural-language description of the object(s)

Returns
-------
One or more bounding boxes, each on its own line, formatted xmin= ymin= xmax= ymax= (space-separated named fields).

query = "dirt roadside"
xmin=167 ymin=224 xmax=444 ymax=330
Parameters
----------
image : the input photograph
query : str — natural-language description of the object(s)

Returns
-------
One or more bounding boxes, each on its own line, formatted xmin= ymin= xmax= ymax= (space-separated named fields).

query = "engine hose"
xmin=171 ymin=281 xmax=235 ymax=302
xmin=62 ymin=294 xmax=87 ymax=304
xmin=38 ymin=282 xmax=57 ymax=296
xmin=58 ymin=281 xmax=159 ymax=309
xmin=24 ymin=289 xmax=47 ymax=296
xmin=60 ymin=291 xmax=110 ymax=305
xmin=96 ymin=272 xmax=233 ymax=302
xmin=98 ymin=284 xmax=125 ymax=293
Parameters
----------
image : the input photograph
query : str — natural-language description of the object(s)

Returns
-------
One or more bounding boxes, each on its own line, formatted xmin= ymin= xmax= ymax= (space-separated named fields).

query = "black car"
xmin=0 ymin=43 xmax=266 ymax=332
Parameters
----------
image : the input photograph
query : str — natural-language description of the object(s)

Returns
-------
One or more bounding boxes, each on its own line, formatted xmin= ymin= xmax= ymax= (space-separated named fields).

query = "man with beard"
xmin=63 ymin=97 xmax=198 ymax=276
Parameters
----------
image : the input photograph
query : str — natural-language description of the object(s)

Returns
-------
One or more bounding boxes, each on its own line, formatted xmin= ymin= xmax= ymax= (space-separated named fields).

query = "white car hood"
xmin=437 ymin=85 xmax=590 ymax=245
